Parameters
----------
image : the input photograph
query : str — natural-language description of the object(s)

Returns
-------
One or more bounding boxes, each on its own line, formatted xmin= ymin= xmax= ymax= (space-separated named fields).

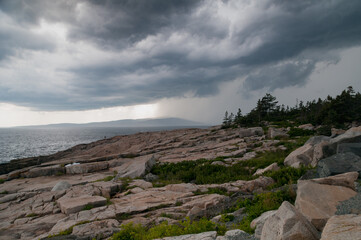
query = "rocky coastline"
xmin=0 ymin=125 xmax=360 ymax=240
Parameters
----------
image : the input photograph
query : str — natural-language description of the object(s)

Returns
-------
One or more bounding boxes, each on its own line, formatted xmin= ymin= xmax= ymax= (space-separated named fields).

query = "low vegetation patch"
xmin=25 ymin=213 xmax=38 ymax=218
xmin=82 ymin=204 xmax=94 ymax=211
xmin=228 ymin=189 xmax=296 ymax=233
xmin=0 ymin=179 xmax=5 ymax=184
xmin=151 ymin=159 xmax=254 ymax=184
xmin=109 ymin=218 xmax=223 ymax=240
xmin=151 ymin=136 xmax=309 ymax=186
xmin=264 ymin=166 xmax=309 ymax=189
xmin=95 ymin=175 xmax=115 ymax=182
xmin=288 ymin=128 xmax=315 ymax=137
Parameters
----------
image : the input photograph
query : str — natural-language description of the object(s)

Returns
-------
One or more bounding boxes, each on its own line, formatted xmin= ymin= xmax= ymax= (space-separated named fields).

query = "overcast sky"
xmin=1 ymin=0 xmax=361 ymax=127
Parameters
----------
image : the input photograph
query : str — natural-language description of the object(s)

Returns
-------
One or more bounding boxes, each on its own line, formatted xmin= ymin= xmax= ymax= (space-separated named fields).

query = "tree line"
xmin=222 ymin=86 xmax=361 ymax=129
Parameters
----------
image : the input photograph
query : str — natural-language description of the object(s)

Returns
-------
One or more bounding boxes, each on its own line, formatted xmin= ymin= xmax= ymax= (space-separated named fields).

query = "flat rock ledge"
xmin=57 ymin=195 xmax=107 ymax=215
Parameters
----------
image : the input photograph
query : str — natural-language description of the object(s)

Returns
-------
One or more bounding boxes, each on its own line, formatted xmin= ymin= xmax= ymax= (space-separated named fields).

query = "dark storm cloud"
xmin=1 ymin=0 xmax=361 ymax=110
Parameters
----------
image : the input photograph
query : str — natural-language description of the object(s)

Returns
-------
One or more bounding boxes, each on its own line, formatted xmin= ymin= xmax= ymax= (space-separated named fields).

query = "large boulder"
xmin=267 ymin=127 xmax=289 ymax=139
xmin=284 ymin=136 xmax=330 ymax=168
xmin=250 ymin=210 xmax=277 ymax=239
xmin=337 ymin=142 xmax=361 ymax=156
xmin=320 ymin=214 xmax=361 ymax=240
xmin=114 ymin=155 xmax=156 ymax=179
xmin=323 ymin=126 xmax=361 ymax=157
xmin=239 ymin=127 xmax=264 ymax=138
xmin=295 ymin=172 xmax=358 ymax=230
xmin=261 ymin=201 xmax=320 ymax=240
xmin=317 ymin=152 xmax=361 ymax=178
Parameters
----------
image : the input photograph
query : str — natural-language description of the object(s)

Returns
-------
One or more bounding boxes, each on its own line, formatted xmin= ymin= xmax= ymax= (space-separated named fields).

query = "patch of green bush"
xmin=220 ymin=214 xmax=235 ymax=223
xmin=151 ymin=136 xmax=310 ymax=186
xmin=288 ymin=128 xmax=315 ymax=137
xmin=109 ymin=218 xmax=222 ymax=240
xmin=230 ymin=189 xmax=296 ymax=233
xmin=82 ymin=204 xmax=94 ymax=211
xmin=317 ymin=125 xmax=332 ymax=136
xmin=0 ymin=179 xmax=5 ymax=184
xmin=264 ymin=166 xmax=309 ymax=189
xmin=96 ymin=175 xmax=115 ymax=182
xmin=151 ymin=159 xmax=254 ymax=184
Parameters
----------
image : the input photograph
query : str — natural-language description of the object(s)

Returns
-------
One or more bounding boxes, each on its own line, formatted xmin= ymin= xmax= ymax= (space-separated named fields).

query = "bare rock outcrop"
xmin=57 ymin=195 xmax=107 ymax=215
xmin=66 ymin=162 xmax=109 ymax=174
xmin=267 ymin=127 xmax=289 ymax=139
xmin=51 ymin=181 xmax=72 ymax=191
xmin=261 ymin=201 xmax=320 ymax=240
xmin=323 ymin=126 xmax=361 ymax=157
xmin=250 ymin=210 xmax=277 ymax=239
xmin=320 ymin=214 xmax=361 ymax=240
xmin=114 ymin=155 xmax=156 ymax=178
xmin=295 ymin=172 xmax=358 ymax=230
xmin=72 ymin=219 xmax=120 ymax=239
xmin=284 ymin=136 xmax=330 ymax=167
xmin=317 ymin=152 xmax=361 ymax=178
xmin=239 ymin=127 xmax=264 ymax=138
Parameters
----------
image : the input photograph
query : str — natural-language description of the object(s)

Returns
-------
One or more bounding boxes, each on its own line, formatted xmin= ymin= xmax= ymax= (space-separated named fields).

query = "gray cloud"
xmin=0 ymin=0 xmax=361 ymax=110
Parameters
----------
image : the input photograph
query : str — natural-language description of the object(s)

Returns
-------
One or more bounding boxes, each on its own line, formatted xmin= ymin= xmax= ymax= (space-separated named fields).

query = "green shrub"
xmin=151 ymin=159 xmax=254 ymax=185
xmin=160 ymin=213 xmax=178 ymax=219
xmin=317 ymin=125 xmax=332 ymax=136
xmin=96 ymin=175 xmax=115 ymax=182
xmin=110 ymin=218 xmax=218 ymax=240
xmin=151 ymin=137 xmax=310 ymax=186
xmin=82 ymin=204 xmax=94 ymax=211
xmin=264 ymin=166 xmax=309 ymax=189
xmin=220 ymin=214 xmax=235 ymax=223
xmin=229 ymin=189 xmax=296 ymax=233
xmin=0 ymin=179 xmax=5 ymax=184
xmin=288 ymin=128 xmax=315 ymax=137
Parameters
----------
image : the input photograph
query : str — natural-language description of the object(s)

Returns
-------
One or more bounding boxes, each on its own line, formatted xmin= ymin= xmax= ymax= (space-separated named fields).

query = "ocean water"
xmin=0 ymin=126 xmax=197 ymax=163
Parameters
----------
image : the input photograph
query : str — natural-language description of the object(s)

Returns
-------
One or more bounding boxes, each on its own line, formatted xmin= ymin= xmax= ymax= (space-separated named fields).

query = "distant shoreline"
xmin=0 ymin=125 xmax=210 ymax=166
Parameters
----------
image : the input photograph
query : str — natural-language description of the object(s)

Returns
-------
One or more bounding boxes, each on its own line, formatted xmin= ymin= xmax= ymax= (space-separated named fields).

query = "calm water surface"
xmin=0 ymin=126 xmax=198 ymax=163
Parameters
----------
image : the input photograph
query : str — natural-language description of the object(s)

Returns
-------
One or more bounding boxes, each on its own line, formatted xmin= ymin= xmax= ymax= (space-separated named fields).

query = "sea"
xmin=0 ymin=126 xmax=202 ymax=164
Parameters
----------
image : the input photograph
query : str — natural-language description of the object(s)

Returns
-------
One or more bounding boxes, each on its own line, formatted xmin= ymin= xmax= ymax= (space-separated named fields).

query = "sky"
xmin=0 ymin=0 xmax=361 ymax=127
